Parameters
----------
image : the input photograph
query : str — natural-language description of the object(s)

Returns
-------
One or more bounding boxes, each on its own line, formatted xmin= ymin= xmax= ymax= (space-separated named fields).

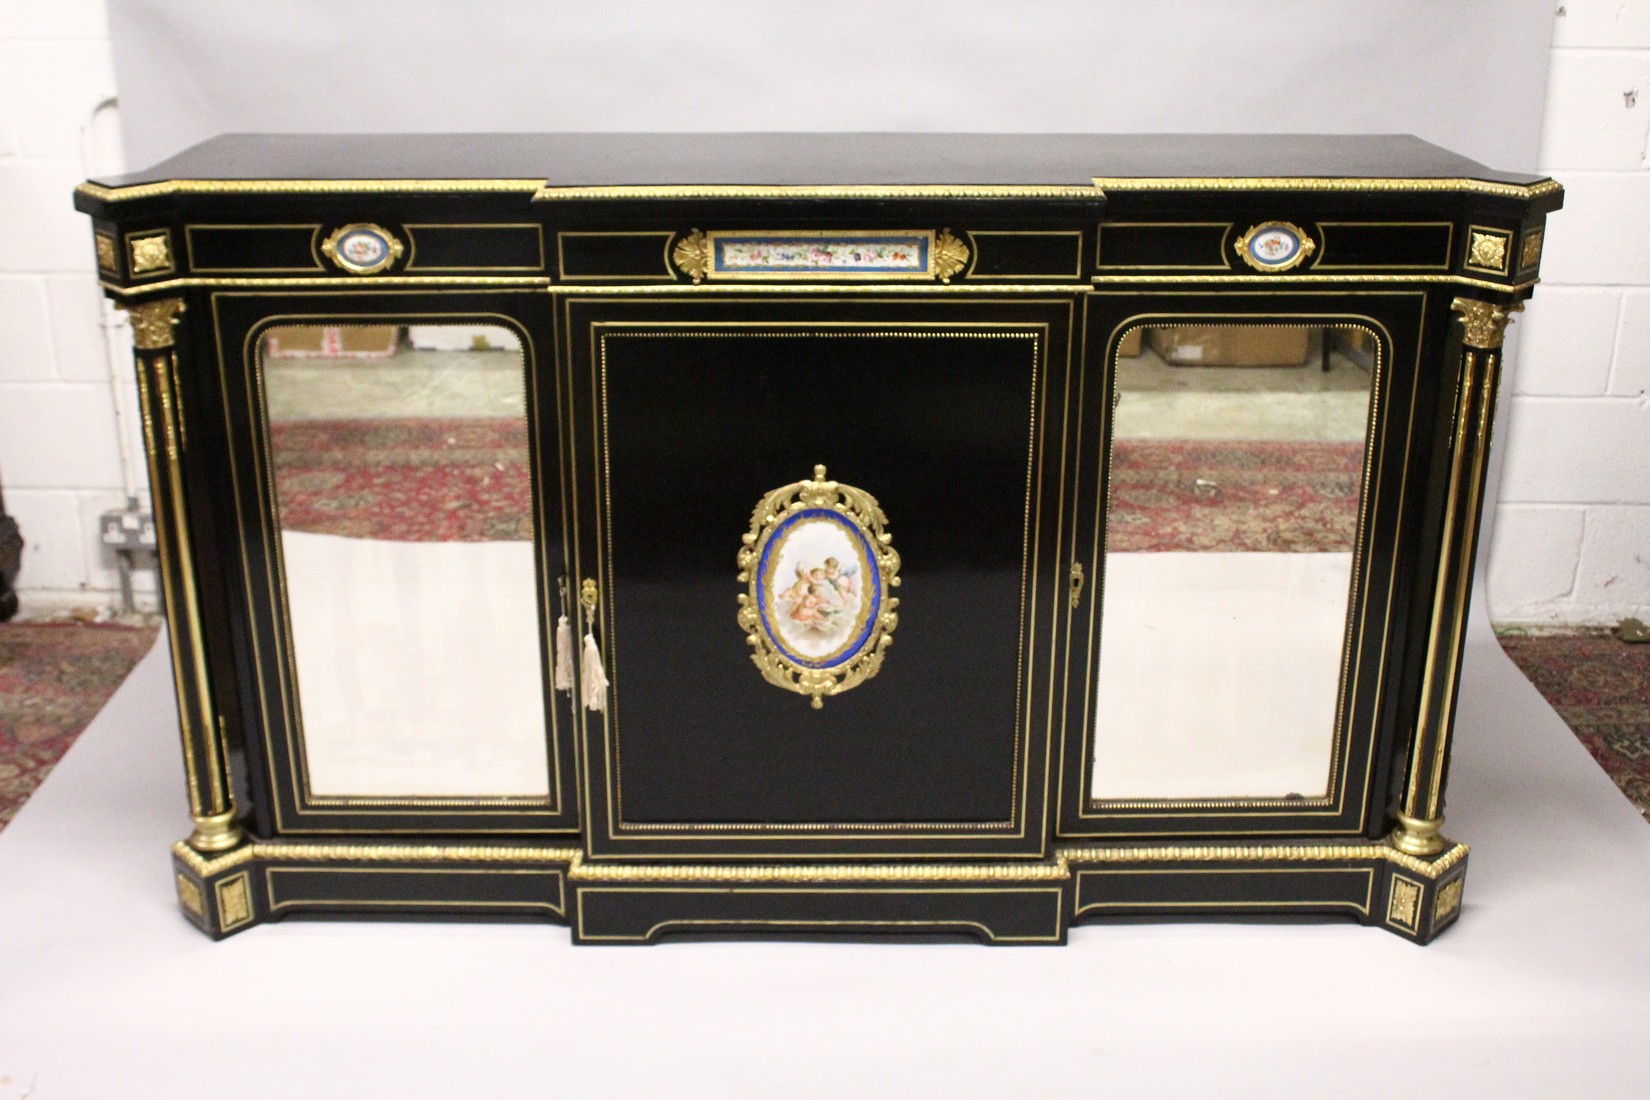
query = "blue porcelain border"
xmin=755 ymin=507 xmax=882 ymax=670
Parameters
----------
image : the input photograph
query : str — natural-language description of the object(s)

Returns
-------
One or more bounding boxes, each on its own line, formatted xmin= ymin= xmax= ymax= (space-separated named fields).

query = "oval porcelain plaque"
xmin=1235 ymin=220 xmax=1315 ymax=272
xmin=758 ymin=509 xmax=881 ymax=669
xmin=321 ymin=223 xmax=405 ymax=275
xmin=737 ymin=466 xmax=900 ymax=708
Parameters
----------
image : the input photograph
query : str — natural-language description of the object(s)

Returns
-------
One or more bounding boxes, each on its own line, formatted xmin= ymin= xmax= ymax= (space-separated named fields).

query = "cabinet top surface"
xmin=88 ymin=132 xmax=1547 ymax=191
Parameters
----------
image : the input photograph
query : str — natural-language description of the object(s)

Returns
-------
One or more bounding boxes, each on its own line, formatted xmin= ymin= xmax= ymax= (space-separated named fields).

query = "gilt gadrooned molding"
xmin=1059 ymin=841 xmax=1470 ymax=879
xmin=77 ymin=178 xmax=547 ymax=203
xmin=170 ymin=837 xmax=1469 ymax=883
xmin=1088 ymin=175 xmax=1563 ymax=200
xmin=172 ymin=840 xmax=587 ymax=878
xmin=1450 ymin=297 xmax=1523 ymax=349
xmin=737 ymin=465 xmax=901 ymax=709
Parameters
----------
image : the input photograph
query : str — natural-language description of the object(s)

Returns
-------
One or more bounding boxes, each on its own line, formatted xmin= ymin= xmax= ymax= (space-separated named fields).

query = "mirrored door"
xmin=1061 ymin=296 xmax=1425 ymax=839
xmin=212 ymin=292 xmax=575 ymax=834
xmin=1092 ymin=323 xmax=1372 ymax=803
xmin=261 ymin=322 xmax=551 ymax=799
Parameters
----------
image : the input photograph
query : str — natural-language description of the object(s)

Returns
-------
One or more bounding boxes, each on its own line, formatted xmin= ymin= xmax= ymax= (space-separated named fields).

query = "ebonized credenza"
xmin=75 ymin=134 xmax=1561 ymax=944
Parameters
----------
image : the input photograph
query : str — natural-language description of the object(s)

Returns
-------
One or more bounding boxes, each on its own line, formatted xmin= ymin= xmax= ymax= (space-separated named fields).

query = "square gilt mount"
xmin=1464 ymin=227 xmax=1512 ymax=276
xmin=126 ymin=230 xmax=175 ymax=276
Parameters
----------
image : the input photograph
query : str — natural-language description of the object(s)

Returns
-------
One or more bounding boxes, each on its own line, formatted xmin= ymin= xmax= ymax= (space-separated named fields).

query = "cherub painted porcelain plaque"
xmin=737 ymin=466 xmax=900 ymax=708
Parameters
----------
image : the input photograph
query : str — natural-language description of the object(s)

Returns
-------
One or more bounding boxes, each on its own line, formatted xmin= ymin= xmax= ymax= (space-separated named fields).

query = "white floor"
xmin=1 ymin=612 xmax=1648 ymax=1098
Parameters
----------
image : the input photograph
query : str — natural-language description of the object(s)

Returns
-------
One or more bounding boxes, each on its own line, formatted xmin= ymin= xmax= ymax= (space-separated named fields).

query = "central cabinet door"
xmin=562 ymin=295 xmax=1080 ymax=858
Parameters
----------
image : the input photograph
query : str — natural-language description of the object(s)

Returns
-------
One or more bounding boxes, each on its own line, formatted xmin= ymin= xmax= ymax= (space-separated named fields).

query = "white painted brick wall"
xmin=0 ymin=0 xmax=144 ymax=614
xmin=1553 ymin=0 xmax=1650 ymax=48
xmin=1488 ymin=1 xmax=1650 ymax=626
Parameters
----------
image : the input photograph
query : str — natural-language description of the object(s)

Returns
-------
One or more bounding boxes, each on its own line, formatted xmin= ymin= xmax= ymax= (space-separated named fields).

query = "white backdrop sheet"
xmin=107 ymin=1 xmax=1552 ymax=170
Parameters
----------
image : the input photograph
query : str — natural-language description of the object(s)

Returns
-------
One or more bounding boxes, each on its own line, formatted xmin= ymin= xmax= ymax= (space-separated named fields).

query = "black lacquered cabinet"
xmin=75 ymin=133 xmax=1560 ymax=944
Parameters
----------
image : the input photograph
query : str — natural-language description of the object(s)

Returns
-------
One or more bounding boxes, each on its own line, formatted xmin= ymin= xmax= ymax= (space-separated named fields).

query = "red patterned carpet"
xmin=0 ymin=621 xmax=159 ymax=828
xmin=1109 ymin=439 xmax=1364 ymax=553
xmin=271 ymin=418 xmax=532 ymax=541
xmin=1499 ymin=632 xmax=1650 ymax=823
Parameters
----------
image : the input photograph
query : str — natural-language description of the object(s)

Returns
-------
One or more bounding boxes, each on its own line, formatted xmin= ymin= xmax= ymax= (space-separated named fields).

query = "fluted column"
xmin=125 ymin=298 xmax=243 ymax=853
xmin=1390 ymin=297 xmax=1521 ymax=857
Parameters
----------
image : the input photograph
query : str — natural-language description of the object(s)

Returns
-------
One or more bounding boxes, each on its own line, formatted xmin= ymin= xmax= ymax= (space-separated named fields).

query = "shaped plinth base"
xmin=568 ymin=879 xmax=1068 ymax=945
xmin=169 ymin=839 xmax=580 ymax=940
xmin=165 ymin=837 xmax=1469 ymax=945
xmin=1064 ymin=839 xmax=1469 ymax=945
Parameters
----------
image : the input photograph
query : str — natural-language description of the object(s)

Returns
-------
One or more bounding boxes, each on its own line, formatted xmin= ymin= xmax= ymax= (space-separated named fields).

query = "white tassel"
xmin=554 ymin=614 xmax=575 ymax=692
xmin=581 ymin=629 xmax=609 ymax=712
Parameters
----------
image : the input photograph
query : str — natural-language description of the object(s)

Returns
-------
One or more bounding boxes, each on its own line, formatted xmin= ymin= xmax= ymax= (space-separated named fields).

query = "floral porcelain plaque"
xmin=737 ymin=465 xmax=900 ymax=708
xmin=672 ymin=229 xmax=970 ymax=281
xmin=321 ymin=223 xmax=404 ymax=275
xmin=718 ymin=235 xmax=929 ymax=275
xmin=1234 ymin=220 xmax=1315 ymax=272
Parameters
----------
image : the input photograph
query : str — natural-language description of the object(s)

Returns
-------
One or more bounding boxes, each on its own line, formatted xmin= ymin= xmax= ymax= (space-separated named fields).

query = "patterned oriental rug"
xmin=0 ymin=621 xmax=159 ymax=828
xmin=1499 ymin=633 xmax=1650 ymax=824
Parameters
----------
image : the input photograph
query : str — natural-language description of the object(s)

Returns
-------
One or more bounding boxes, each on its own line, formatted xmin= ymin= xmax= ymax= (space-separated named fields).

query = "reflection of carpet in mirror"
xmin=271 ymin=418 xmax=532 ymax=542
xmin=1108 ymin=440 xmax=1364 ymax=553
xmin=270 ymin=424 xmax=1360 ymax=553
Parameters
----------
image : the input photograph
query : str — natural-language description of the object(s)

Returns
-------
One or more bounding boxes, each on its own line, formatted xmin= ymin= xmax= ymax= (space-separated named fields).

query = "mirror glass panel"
xmin=262 ymin=323 xmax=550 ymax=798
xmin=1091 ymin=324 xmax=1375 ymax=802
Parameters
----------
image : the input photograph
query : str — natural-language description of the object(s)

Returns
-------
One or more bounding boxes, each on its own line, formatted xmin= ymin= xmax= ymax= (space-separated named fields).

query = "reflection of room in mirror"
xmin=261 ymin=323 xmax=551 ymax=799
xmin=1092 ymin=325 xmax=1374 ymax=803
